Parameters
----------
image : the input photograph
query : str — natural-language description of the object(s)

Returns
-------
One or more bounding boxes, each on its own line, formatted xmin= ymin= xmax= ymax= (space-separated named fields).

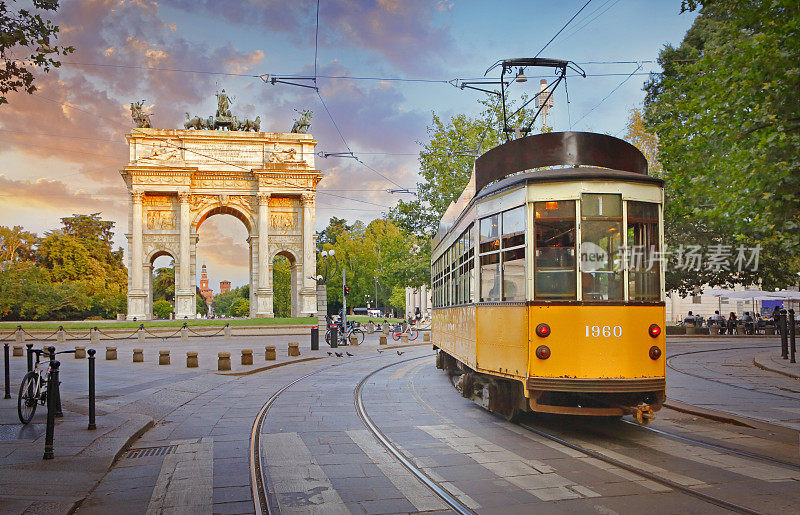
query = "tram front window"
xmin=534 ymin=200 xmax=576 ymax=300
xmin=628 ymin=201 xmax=661 ymax=301
xmin=581 ymin=194 xmax=623 ymax=301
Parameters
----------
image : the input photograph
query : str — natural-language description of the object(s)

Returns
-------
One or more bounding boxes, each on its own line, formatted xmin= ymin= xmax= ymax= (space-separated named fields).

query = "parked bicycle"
xmin=391 ymin=322 xmax=418 ymax=341
xmin=18 ymin=349 xmax=52 ymax=424
xmin=325 ymin=321 xmax=365 ymax=346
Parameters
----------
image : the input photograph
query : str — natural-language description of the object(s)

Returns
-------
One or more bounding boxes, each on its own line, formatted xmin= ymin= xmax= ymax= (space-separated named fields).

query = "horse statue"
xmin=184 ymin=112 xmax=205 ymax=130
xmin=238 ymin=115 xmax=261 ymax=132
xmin=130 ymin=100 xmax=152 ymax=128
xmin=291 ymin=109 xmax=312 ymax=134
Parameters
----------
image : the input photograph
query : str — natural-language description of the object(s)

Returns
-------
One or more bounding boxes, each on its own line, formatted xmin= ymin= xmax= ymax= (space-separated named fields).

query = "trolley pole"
xmin=3 ymin=342 xmax=10 ymax=399
xmin=780 ymin=309 xmax=789 ymax=359
xmin=87 ymin=349 xmax=96 ymax=430
xmin=789 ymin=309 xmax=796 ymax=364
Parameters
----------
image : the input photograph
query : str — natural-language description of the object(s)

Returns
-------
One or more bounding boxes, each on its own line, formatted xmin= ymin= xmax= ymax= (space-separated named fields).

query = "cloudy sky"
xmin=0 ymin=0 xmax=696 ymax=290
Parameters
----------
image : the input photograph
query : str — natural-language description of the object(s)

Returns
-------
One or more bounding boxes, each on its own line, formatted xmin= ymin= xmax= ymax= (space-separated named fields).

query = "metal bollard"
xmin=57 ymin=326 xmax=66 ymax=344
xmin=26 ymin=343 xmax=33 ymax=373
xmin=780 ymin=309 xmax=789 ymax=359
xmin=3 ymin=342 xmax=10 ymax=399
xmin=48 ymin=347 xmax=62 ymax=418
xmin=87 ymin=349 xmax=96 ymax=430
xmin=789 ymin=309 xmax=796 ymax=364
xmin=311 ymin=326 xmax=319 ymax=351
xmin=15 ymin=325 xmax=24 ymax=344
xmin=330 ymin=326 xmax=338 ymax=348
xmin=43 ymin=359 xmax=60 ymax=460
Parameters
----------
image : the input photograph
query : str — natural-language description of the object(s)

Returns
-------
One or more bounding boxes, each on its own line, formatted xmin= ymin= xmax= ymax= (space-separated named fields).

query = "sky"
xmin=0 ymin=0 xmax=698 ymax=291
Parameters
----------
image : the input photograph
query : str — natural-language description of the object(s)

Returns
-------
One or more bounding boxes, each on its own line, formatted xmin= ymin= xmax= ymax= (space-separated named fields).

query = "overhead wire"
xmin=534 ymin=0 xmax=593 ymax=58
xmin=570 ymin=63 xmax=643 ymax=129
xmin=559 ymin=0 xmax=623 ymax=42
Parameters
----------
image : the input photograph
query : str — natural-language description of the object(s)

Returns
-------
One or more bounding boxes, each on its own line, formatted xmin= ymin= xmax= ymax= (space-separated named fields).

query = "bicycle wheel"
xmin=392 ymin=331 xmax=401 ymax=341
xmin=325 ymin=330 xmax=332 ymax=345
xmin=408 ymin=328 xmax=419 ymax=341
xmin=354 ymin=329 xmax=365 ymax=344
xmin=18 ymin=372 xmax=39 ymax=424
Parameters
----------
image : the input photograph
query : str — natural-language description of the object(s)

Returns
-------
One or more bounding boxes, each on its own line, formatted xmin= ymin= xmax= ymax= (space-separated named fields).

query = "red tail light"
xmin=535 ymin=345 xmax=551 ymax=360
xmin=648 ymin=324 xmax=661 ymax=338
xmin=535 ymin=323 xmax=551 ymax=338
xmin=649 ymin=346 xmax=662 ymax=360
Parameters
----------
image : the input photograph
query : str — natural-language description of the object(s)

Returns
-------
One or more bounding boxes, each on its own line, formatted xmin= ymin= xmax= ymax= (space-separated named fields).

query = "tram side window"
xmin=479 ymin=214 xmax=501 ymax=301
xmin=468 ymin=224 xmax=475 ymax=303
xmin=627 ymin=201 xmax=660 ymax=301
xmin=581 ymin=194 xmax=623 ymax=301
xmin=534 ymin=200 xmax=576 ymax=300
xmin=502 ymin=206 xmax=526 ymax=301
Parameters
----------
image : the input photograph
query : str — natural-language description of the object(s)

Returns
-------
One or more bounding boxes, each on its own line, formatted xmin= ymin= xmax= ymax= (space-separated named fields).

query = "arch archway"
xmin=121 ymin=128 xmax=323 ymax=320
xmin=272 ymin=249 xmax=299 ymax=318
xmin=147 ymin=250 xmax=176 ymax=320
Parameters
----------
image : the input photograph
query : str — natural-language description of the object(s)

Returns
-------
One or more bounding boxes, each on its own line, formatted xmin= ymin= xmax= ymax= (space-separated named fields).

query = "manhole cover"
xmin=0 ymin=424 xmax=46 ymax=441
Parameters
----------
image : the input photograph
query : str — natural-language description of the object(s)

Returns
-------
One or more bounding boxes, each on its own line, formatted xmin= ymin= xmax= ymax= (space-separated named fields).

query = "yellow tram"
xmin=431 ymin=132 xmax=666 ymax=423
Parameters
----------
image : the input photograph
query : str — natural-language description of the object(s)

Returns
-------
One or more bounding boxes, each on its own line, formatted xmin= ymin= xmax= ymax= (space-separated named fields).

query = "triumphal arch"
xmin=121 ymin=118 xmax=323 ymax=320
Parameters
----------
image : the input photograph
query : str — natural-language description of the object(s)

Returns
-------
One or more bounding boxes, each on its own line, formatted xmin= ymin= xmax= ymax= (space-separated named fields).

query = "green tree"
xmin=273 ymin=255 xmax=290 ymax=317
xmin=231 ymin=297 xmax=249 ymax=317
xmin=644 ymin=0 xmax=800 ymax=290
xmin=0 ymin=0 xmax=74 ymax=105
xmin=153 ymin=299 xmax=173 ymax=319
xmin=196 ymin=286 xmax=208 ymax=316
xmin=152 ymin=266 xmax=175 ymax=302
xmin=0 ymin=225 xmax=36 ymax=262
xmin=388 ymin=286 xmax=405 ymax=317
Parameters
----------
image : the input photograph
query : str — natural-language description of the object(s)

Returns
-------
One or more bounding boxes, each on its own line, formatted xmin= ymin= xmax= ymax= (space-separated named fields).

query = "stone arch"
xmin=193 ymin=204 xmax=254 ymax=235
xmin=272 ymin=249 xmax=300 ymax=317
xmin=146 ymin=249 xmax=177 ymax=320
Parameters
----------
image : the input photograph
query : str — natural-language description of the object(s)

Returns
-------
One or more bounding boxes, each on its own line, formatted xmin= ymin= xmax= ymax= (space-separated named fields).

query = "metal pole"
xmin=311 ymin=325 xmax=319 ymax=351
xmin=26 ymin=343 xmax=33 ymax=373
xmin=789 ymin=309 xmax=796 ymax=364
xmin=342 ymin=267 xmax=347 ymax=344
xmin=330 ymin=326 xmax=338 ymax=349
xmin=48 ymin=346 xmax=62 ymax=418
xmin=3 ymin=342 xmax=10 ymax=399
xmin=43 ymin=359 xmax=59 ymax=460
xmin=87 ymin=349 xmax=96 ymax=430
xmin=375 ymin=277 xmax=379 ymax=316
xmin=780 ymin=309 xmax=789 ymax=359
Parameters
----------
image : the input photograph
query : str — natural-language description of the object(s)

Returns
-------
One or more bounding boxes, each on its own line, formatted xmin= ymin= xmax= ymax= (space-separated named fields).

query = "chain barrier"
xmin=21 ymin=328 xmax=59 ymax=341
xmin=187 ymin=325 xmax=226 ymax=337
xmin=10 ymin=323 xmax=232 ymax=341
xmin=64 ymin=329 xmax=92 ymax=339
xmin=95 ymin=328 xmax=140 ymax=340
xmin=0 ymin=331 xmax=16 ymax=341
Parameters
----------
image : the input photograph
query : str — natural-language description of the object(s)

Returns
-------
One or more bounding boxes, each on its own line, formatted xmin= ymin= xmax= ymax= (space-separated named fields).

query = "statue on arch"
xmin=291 ymin=109 xmax=312 ymax=134
xmin=216 ymin=89 xmax=232 ymax=118
xmin=130 ymin=100 xmax=152 ymax=128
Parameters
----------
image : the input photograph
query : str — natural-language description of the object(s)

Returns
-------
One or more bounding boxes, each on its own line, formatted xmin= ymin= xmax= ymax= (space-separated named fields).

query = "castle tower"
xmin=199 ymin=264 xmax=213 ymax=305
xmin=220 ymin=280 xmax=231 ymax=295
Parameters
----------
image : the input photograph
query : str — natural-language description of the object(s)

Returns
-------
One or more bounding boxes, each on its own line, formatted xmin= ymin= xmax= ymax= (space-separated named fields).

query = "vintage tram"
xmin=431 ymin=131 xmax=666 ymax=423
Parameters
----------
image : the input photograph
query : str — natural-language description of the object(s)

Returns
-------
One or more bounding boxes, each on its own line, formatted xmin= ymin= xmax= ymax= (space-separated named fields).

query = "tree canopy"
xmin=644 ymin=0 xmax=800 ymax=291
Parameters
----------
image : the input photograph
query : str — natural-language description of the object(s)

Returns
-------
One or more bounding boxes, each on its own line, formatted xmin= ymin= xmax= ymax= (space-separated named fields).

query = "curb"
xmin=217 ymin=356 xmax=325 ymax=376
xmin=752 ymin=354 xmax=800 ymax=380
xmin=663 ymin=399 xmax=755 ymax=428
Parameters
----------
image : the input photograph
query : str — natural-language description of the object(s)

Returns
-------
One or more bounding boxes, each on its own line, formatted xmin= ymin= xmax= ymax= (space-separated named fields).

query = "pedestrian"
xmin=710 ymin=310 xmax=725 ymax=334
xmin=683 ymin=311 xmax=696 ymax=327
xmin=727 ymin=312 xmax=737 ymax=334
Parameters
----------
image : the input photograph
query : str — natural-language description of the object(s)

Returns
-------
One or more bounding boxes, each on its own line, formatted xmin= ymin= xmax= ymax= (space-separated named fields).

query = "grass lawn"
xmin=0 ymin=317 xmax=317 ymax=331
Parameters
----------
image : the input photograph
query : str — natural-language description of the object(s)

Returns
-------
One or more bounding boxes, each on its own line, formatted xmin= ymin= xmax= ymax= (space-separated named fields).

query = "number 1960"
xmin=585 ymin=325 xmax=622 ymax=337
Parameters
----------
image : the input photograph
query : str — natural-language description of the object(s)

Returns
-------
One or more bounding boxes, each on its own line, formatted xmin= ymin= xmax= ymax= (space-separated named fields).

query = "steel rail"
xmin=518 ymin=421 xmax=764 ymax=515
xmin=620 ymin=419 xmax=800 ymax=471
xmin=354 ymin=356 xmax=475 ymax=515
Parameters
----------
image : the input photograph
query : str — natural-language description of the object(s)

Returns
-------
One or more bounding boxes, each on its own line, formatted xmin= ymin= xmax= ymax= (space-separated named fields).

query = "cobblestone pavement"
xmin=1 ymin=334 xmax=798 ymax=514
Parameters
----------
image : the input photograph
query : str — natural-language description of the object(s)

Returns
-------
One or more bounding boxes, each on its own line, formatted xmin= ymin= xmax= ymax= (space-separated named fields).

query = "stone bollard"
xmin=15 ymin=327 xmax=24 ymax=344
xmin=241 ymin=349 xmax=253 ymax=365
xmin=57 ymin=328 xmax=66 ymax=344
xmin=218 ymin=352 xmax=231 ymax=371
xmin=265 ymin=345 xmax=276 ymax=361
xmin=288 ymin=342 xmax=300 ymax=357
xmin=12 ymin=344 xmax=23 ymax=357
xmin=349 ymin=334 xmax=358 ymax=346
xmin=138 ymin=328 xmax=145 ymax=343
xmin=159 ymin=350 xmax=170 ymax=365
xmin=181 ymin=327 xmax=188 ymax=342
xmin=423 ymin=332 xmax=431 ymax=342
xmin=74 ymin=346 xmax=86 ymax=359
xmin=379 ymin=335 xmax=387 ymax=346
xmin=105 ymin=346 xmax=117 ymax=360
xmin=381 ymin=324 xmax=389 ymax=336
xmin=186 ymin=351 xmax=198 ymax=368
xmin=133 ymin=348 xmax=144 ymax=362
xmin=366 ymin=322 xmax=375 ymax=334
xmin=224 ymin=324 xmax=231 ymax=339
xmin=401 ymin=334 xmax=408 ymax=344
xmin=91 ymin=328 xmax=100 ymax=346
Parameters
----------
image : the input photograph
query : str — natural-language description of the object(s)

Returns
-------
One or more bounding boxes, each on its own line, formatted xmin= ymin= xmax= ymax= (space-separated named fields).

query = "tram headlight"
xmin=648 ymin=324 xmax=661 ymax=338
xmin=535 ymin=323 xmax=551 ymax=338
xmin=649 ymin=345 xmax=662 ymax=360
xmin=535 ymin=345 xmax=551 ymax=360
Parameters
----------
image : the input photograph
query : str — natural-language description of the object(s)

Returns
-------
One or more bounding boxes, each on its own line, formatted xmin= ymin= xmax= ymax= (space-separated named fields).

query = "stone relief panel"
xmin=147 ymin=210 xmax=176 ymax=230
xmin=143 ymin=195 xmax=177 ymax=230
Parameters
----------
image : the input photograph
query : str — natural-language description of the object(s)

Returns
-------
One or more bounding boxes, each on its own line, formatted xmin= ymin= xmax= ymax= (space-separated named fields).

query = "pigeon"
xmin=335 ymin=352 xmax=344 ymax=357
xmin=397 ymin=351 xmax=405 ymax=355
xmin=377 ymin=349 xmax=384 ymax=353
xmin=346 ymin=351 xmax=354 ymax=356
xmin=327 ymin=352 xmax=333 ymax=356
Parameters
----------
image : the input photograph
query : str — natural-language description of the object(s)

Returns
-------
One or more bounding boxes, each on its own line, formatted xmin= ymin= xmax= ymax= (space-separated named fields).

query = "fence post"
xmin=26 ymin=343 xmax=33 ymax=373
xmin=15 ymin=325 xmax=24 ymax=344
xmin=181 ymin=322 xmax=188 ymax=342
xmin=3 ymin=342 xmax=10 ymax=399
xmin=90 ymin=327 xmax=100 ymax=346
xmin=87 ymin=349 xmax=96 ymax=430
xmin=789 ymin=309 xmax=796 ymax=364
xmin=138 ymin=324 xmax=145 ymax=344
xmin=43 ymin=359 xmax=60 ymax=460
xmin=57 ymin=326 xmax=66 ymax=344
xmin=780 ymin=309 xmax=789 ymax=359
xmin=224 ymin=323 xmax=231 ymax=339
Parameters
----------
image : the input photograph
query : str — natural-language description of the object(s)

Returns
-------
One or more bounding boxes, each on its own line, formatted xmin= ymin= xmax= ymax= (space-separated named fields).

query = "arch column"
xmin=126 ymin=191 xmax=147 ymax=320
xmin=255 ymin=193 xmax=274 ymax=317
xmin=175 ymin=191 xmax=196 ymax=319
xmin=300 ymin=193 xmax=318 ymax=316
